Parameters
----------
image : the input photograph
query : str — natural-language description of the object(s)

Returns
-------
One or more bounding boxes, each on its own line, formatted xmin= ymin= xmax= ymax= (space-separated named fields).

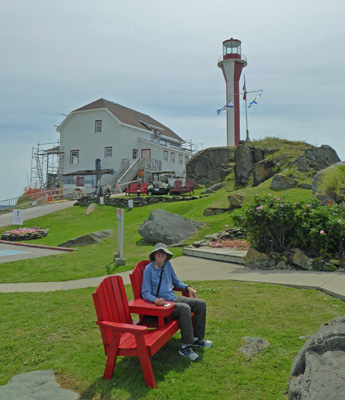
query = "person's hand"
xmin=187 ymin=286 xmax=197 ymax=298
xmin=155 ymin=298 xmax=166 ymax=306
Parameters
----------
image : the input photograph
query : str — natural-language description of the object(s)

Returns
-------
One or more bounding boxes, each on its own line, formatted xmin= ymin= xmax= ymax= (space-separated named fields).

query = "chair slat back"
xmin=93 ymin=276 xmax=132 ymax=325
xmin=130 ymin=260 xmax=151 ymax=299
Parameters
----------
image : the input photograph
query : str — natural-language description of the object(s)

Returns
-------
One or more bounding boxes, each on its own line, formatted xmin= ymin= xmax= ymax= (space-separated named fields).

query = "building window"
xmin=163 ymin=150 xmax=168 ymax=161
xmin=185 ymin=156 xmax=190 ymax=164
xmin=170 ymin=152 xmax=175 ymax=163
xmin=105 ymin=147 xmax=112 ymax=158
xmin=76 ymin=177 xmax=84 ymax=186
xmin=70 ymin=150 xmax=79 ymax=164
xmin=95 ymin=120 xmax=102 ymax=133
xmin=178 ymin=154 xmax=183 ymax=164
xmin=132 ymin=149 xmax=138 ymax=159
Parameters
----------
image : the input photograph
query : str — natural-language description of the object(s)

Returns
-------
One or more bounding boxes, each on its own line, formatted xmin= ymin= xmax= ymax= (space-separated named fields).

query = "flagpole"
xmin=243 ymin=76 xmax=250 ymax=142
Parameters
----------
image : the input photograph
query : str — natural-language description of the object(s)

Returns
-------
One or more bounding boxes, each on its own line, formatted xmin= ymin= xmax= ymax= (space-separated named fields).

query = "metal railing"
xmin=217 ymin=54 xmax=247 ymax=63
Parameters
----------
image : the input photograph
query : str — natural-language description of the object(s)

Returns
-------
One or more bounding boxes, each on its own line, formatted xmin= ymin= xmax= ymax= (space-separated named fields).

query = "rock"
xmin=138 ymin=209 xmax=205 ymax=245
xmin=311 ymin=161 xmax=345 ymax=193
xmin=289 ymin=316 xmax=345 ymax=400
xmin=298 ymin=182 xmax=312 ymax=190
xmin=297 ymin=145 xmax=340 ymax=173
xmin=239 ymin=337 xmax=270 ymax=357
xmin=186 ymin=147 xmax=235 ymax=185
xmin=0 ymin=370 xmax=79 ymax=400
xmin=203 ymin=208 xmax=229 ymax=216
xmin=228 ymin=194 xmax=244 ymax=208
xmin=270 ymin=174 xmax=298 ymax=190
xmin=234 ymin=144 xmax=255 ymax=185
xmin=84 ymin=203 xmax=96 ymax=215
xmin=244 ymin=247 xmax=276 ymax=269
xmin=58 ymin=230 xmax=113 ymax=247
xmin=313 ymin=191 xmax=337 ymax=206
xmin=201 ymin=182 xmax=226 ymax=194
xmin=292 ymin=252 xmax=312 ymax=270
xmin=253 ymin=159 xmax=276 ymax=186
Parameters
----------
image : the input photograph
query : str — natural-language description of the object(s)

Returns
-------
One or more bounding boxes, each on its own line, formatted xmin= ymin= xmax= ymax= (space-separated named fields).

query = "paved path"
xmin=0 ymin=200 xmax=76 ymax=228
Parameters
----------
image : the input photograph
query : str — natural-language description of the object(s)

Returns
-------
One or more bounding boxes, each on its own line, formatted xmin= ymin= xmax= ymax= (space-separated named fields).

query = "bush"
xmin=233 ymin=194 xmax=345 ymax=259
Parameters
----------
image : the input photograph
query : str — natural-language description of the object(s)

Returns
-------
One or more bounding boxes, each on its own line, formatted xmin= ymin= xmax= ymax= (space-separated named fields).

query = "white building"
xmin=56 ymin=98 xmax=193 ymax=190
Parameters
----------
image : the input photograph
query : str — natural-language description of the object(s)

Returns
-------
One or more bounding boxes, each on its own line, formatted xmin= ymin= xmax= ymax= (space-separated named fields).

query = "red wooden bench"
xmin=92 ymin=275 xmax=180 ymax=388
xmin=125 ymin=183 xmax=138 ymax=196
xmin=169 ymin=179 xmax=194 ymax=195
xmin=129 ymin=260 xmax=190 ymax=327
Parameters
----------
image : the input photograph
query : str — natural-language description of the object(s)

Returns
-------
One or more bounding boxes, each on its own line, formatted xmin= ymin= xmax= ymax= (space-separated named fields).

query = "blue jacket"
xmin=141 ymin=260 xmax=188 ymax=303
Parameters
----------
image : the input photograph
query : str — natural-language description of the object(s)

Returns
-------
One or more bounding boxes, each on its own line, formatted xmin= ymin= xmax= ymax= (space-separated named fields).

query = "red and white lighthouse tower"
xmin=217 ymin=38 xmax=247 ymax=146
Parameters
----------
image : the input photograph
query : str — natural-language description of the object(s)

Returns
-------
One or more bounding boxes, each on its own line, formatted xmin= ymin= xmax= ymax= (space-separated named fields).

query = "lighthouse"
xmin=217 ymin=38 xmax=247 ymax=146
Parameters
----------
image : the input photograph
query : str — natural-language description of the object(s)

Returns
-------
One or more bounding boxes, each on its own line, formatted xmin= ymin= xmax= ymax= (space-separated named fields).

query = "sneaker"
xmin=179 ymin=345 xmax=199 ymax=361
xmin=191 ymin=338 xmax=213 ymax=348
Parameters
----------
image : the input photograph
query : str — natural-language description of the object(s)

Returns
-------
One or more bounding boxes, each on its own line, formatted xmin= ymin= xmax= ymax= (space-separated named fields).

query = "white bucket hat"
xmin=149 ymin=243 xmax=173 ymax=261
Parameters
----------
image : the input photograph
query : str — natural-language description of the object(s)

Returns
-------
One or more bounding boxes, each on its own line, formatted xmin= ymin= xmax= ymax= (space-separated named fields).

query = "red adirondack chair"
xmin=129 ymin=260 xmax=191 ymax=326
xmin=92 ymin=275 xmax=180 ymax=387
xmin=140 ymin=182 xmax=148 ymax=196
xmin=125 ymin=183 xmax=138 ymax=196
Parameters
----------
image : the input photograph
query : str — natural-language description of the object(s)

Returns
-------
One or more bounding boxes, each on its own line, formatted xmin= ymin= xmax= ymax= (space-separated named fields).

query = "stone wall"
xmin=74 ymin=194 xmax=206 ymax=208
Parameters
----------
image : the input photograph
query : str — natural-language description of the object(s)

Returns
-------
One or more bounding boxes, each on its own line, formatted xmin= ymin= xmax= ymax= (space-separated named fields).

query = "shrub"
xmin=233 ymin=194 xmax=345 ymax=259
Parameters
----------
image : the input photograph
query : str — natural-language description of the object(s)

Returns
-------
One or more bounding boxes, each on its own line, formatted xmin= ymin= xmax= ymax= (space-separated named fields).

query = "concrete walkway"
xmin=1 ymin=253 xmax=345 ymax=302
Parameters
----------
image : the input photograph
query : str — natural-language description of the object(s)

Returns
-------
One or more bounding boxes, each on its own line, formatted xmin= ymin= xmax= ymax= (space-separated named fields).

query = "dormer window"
xmin=95 ymin=120 xmax=102 ymax=133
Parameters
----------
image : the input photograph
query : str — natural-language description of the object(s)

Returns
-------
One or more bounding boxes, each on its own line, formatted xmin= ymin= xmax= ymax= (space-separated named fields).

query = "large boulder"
xmin=270 ymin=174 xmax=298 ymax=190
xmin=297 ymin=145 xmax=340 ymax=173
xmin=311 ymin=161 xmax=345 ymax=194
xmin=289 ymin=316 xmax=345 ymax=400
xmin=138 ymin=209 xmax=205 ymax=245
xmin=186 ymin=147 xmax=235 ymax=185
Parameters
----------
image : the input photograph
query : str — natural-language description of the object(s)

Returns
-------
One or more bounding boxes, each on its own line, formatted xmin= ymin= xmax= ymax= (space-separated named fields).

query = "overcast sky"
xmin=1 ymin=0 xmax=345 ymax=200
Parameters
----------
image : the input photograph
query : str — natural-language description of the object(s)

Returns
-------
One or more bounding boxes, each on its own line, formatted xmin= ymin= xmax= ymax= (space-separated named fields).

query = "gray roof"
xmin=73 ymin=98 xmax=184 ymax=142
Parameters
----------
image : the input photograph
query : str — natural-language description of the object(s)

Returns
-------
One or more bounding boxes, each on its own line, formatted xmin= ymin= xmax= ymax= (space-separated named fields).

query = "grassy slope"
xmin=0 ymin=182 xmax=313 ymax=283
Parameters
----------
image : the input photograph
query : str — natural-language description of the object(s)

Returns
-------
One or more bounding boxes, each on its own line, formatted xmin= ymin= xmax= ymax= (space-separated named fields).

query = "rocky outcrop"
xmin=187 ymin=140 xmax=340 ymax=190
xmin=138 ymin=209 xmax=205 ymax=245
xmin=234 ymin=144 xmax=256 ymax=185
xmin=296 ymin=145 xmax=340 ymax=173
xmin=186 ymin=147 xmax=235 ymax=185
xmin=289 ymin=316 xmax=345 ymax=400
xmin=58 ymin=230 xmax=113 ymax=247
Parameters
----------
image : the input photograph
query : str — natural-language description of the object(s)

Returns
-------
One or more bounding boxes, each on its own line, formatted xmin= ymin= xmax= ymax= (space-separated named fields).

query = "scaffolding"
xmin=30 ymin=142 xmax=64 ymax=189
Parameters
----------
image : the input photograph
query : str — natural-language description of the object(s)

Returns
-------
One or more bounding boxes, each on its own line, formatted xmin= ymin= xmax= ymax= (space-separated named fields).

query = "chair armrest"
xmin=97 ymin=320 xmax=147 ymax=334
xmin=128 ymin=298 xmax=175 ymax=317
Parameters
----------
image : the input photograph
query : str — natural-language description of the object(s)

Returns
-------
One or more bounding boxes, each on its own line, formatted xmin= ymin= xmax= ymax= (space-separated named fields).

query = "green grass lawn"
xmin=1 ymin=187 xmax=331 ymax=399
xmin=1 ymin=280 xmax=344 ymax=399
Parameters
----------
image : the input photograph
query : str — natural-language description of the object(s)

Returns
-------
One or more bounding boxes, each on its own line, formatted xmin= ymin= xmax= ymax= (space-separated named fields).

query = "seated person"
xmin=142 ymin=243 xmax=213 ymax=361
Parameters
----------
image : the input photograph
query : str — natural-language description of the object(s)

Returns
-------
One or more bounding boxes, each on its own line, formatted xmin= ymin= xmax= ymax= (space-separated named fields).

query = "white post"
xmin=114 ymin=208 xmax=126 ymax=266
